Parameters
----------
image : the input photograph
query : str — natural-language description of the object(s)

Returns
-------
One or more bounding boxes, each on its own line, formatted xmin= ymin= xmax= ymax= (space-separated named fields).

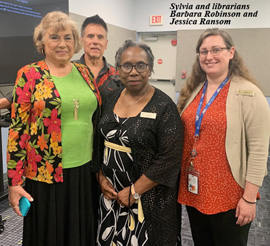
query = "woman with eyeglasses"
xmin=96 ymin=40 xmax=183 ymax=246
xmin=177 ymin=28 xmax=270 ymax=245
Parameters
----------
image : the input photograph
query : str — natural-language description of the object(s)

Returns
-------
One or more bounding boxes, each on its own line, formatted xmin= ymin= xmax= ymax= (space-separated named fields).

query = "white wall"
xmin=69 ymin=0 xmax=135 ymax=30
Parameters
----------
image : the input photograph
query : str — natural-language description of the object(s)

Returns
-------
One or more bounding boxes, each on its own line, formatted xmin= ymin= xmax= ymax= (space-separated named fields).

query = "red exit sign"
xmin=150 ymin=15 xmax=163 ymax=26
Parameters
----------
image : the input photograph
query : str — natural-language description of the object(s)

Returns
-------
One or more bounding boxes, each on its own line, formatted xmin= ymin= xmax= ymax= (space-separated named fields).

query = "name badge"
xmin=187 ymin=162 xmax=199 ymax=195
xmin=140 ymin=112 xmax=157 ymax=119
xmin=188 ymin=173 xmax=199 ymax=195
xmin=236 ymin=90 xmax=254 ymax=97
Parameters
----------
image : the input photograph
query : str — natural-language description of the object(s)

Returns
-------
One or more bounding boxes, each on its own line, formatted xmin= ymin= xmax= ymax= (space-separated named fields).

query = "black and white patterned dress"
xmin=97 ymin=88 xmax=183 ymax=245
xmin=97 ymin=114 xmax=149 ymax=246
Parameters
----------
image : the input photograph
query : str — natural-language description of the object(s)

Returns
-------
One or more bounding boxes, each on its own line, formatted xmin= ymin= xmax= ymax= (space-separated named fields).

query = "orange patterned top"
xmin=178 ymin=81 xmax=244 ymax=214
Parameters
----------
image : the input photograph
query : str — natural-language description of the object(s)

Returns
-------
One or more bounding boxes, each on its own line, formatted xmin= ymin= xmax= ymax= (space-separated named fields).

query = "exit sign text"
xmin=150 ymin=15 xmax=163 ymax=25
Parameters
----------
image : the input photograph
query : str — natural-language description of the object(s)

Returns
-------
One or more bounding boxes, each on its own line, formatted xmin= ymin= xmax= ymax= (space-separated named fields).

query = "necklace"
xmin=73 ymin=98 xmax=79 ymax=120
xmin=123 ymin=85 xmax=150 ymax=107
xmin=71 ymin=65 xmax=79 ymax=120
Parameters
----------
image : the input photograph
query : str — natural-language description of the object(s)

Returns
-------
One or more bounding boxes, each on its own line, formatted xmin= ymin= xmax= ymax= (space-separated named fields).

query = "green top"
xmin=52 ymin=65 xmax=97 ymax=168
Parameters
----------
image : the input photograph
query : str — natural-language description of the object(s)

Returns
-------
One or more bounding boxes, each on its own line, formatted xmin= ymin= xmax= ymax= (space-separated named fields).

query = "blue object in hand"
xmin=19 ymin=197 xmax=31 ymax=217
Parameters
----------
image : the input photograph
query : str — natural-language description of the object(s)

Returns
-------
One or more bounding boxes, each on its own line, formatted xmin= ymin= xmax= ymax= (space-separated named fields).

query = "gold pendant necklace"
xmin=72 ymin=65 xmax=79 ymax=120
xmin=73 ymin=98 xmax=79 ymax=120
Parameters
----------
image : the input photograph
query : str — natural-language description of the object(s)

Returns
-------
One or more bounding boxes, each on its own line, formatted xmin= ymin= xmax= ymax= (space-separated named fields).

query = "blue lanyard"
xmin=195 ymin=77 xmax=229 ymax=137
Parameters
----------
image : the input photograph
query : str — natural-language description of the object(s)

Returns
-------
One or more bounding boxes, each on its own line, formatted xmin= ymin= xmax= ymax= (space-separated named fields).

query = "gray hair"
xmin=115 ymin=39 xmax=154 ymax=74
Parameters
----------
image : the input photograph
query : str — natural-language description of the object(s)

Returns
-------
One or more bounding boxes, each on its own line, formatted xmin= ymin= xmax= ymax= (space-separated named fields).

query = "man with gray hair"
xmin=75 ymin=15 xmax=122 ymax=99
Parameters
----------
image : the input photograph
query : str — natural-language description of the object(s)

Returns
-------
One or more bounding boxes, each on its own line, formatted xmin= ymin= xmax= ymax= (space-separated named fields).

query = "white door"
xmin=139 ymin=32 xmax=177 ymax=102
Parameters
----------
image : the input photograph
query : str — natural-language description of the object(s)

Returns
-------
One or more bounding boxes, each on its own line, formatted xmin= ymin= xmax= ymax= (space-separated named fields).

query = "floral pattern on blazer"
xmin=7 ymin=60 xmax=101 ymax=186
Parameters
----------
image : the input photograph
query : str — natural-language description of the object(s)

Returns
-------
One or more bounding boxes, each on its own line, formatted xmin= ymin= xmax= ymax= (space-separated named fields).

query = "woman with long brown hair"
xmin=177 ymin=28 xmax=270 ymax=246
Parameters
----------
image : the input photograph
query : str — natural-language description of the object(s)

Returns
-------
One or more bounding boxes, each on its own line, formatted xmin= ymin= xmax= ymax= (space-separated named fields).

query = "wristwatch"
xmin=131 ymin=184 xmax=141 ymax=200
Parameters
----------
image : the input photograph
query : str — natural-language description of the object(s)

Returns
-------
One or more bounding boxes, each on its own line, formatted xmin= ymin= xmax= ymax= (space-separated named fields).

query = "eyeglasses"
xmin=119 ymin=63 xmax=149 ymax=73
xmin=198 ymin=47 xmax=229 ymax=57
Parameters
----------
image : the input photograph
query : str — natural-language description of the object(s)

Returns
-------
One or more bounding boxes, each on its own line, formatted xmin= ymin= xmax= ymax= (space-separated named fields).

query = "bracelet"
xmin=242 ymin=196 xmax=256 ymax=204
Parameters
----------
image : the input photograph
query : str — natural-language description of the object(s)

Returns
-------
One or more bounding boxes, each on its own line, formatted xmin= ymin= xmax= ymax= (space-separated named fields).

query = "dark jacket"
xmin=99 ymin=87 xmax=183 ymax=245
xmin=74 ymin=55 xmax=122 ymax=100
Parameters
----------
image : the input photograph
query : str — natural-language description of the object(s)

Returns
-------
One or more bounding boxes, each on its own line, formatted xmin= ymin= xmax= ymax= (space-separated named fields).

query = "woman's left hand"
xmin=8 ymin=185 xmax=33 ymax=216
xmin=117 ymin=174 xmax=158 ymax=207
xmin=117 ymin=186 xmax=135 ymax=207
xmin=235 ymin=198 xmax=256 ymax=226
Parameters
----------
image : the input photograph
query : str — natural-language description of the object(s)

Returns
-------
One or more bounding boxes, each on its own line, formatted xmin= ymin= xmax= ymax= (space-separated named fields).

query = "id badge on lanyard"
xmin=187 ymin=160 xmax=199 ymax=195
xmin=187 ymin=77 xmax=229 ymax=195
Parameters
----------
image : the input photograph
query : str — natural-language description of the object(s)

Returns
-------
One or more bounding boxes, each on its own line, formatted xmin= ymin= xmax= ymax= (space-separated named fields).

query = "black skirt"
xmin=23 ymin=162 xmax=98 ymax=246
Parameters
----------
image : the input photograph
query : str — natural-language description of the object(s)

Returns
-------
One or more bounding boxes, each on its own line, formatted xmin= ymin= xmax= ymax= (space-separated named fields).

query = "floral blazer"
xmin=7 ymin=60 xmax=101 ymax=186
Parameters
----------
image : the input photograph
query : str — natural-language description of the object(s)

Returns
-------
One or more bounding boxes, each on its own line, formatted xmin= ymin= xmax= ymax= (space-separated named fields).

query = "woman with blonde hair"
xmin=177 ymin=28 xmax=270 ymax=246
xmin=7 ymin=11 xmax=101 ymax=246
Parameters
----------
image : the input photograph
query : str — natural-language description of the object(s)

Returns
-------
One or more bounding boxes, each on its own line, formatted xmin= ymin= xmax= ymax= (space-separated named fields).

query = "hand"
xmin=235 ymin=197 xmax=256 ymax=226
xmin=117 ymin=186 xmax=136 ymax=207
xmin=99 ymin=171 xmax=118 ymax=200
xmin=8 ymin=185 xmax=33 ymax=217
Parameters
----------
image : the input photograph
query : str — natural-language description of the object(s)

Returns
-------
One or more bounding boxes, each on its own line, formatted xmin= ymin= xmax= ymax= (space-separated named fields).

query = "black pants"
xmin=186 ymin=206 xmax=251 ymax=246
